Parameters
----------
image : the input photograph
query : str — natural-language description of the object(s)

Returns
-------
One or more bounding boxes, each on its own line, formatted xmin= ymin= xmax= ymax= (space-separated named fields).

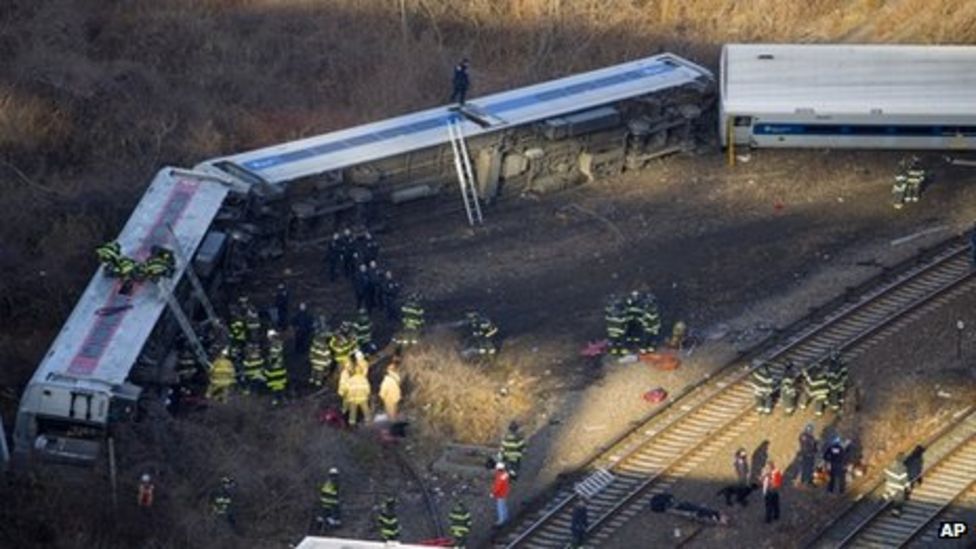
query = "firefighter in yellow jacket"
xmin=206 ymin=349 xmax=236 ymax=403
xmin=379 ymin=362 xmax=402 ymax=420
xmin=344 ymin=367 xmax=371 ymax=426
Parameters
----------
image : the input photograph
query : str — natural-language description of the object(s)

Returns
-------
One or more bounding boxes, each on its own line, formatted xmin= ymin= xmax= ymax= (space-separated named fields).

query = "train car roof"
xmin=721 ymin=43 xmax=976 ymax=117
xmin=296 ymin=537 xmax=431 ymax=549
xmin=30 ymin=169 xmax=229 ymax=389
xmin=210 ymin=53 xmax=712 ymax=185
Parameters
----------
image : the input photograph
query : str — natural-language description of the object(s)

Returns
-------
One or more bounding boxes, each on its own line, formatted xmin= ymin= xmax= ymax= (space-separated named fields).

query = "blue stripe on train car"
xmin=240 ymin=61 xmax=678 ymax=172
xmin=753 ymin=123 xmax=976 ymax=137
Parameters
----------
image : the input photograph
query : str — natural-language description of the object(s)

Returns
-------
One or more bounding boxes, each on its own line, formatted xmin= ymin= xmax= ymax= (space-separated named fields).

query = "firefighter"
xmin=142 ymin=245 xmax=176 ymax=281
xmin=801 ymin=363 xmax=829 ymax=416
xmin=381 ymin=271 xmax=401 ymax=321
xmin=176 ymin=345 xmax=201 ymax=388
xmin=395 ymin=293 xmax=425 ymax=346
xmin=449 ymin=501 xmax=472 ymax=548
xmin=450 ymin=59 xmax=470 ymax=105
xmin=228 ymin=316 xmax=247 ymax=354
xmin=244 ymin=303 xmax=262 ymax=343
xmin=638 ymin=294 xmax=661 ymax=353
xmin=344 ymin=367 xmax=371 ymax=426
xmin=377 ymin=497 xmax=401 ymax=542
xmin=623 ymin=291 xmax=645 ymax=353
xmin=467 ymin=311 xmax=498 ymax=355
xmin=308 ymin=328 xmax=334 ymax=388
xmin=780 ymin=361 xmax=799 ymax=416
xmin=241 ymin=342 xmax=265 ymax=395
xmin=206 ymin=349 xmax=236 ymax=402
xmin=379 ymin=361 xmax=402 ymax=420
xmin=750 ymin=362 xmax=775 ymax=414
xmin=883 ymin=452 xmax=911 ymax=515
xmin=319 ymin=467 xmax=342 ymax=529
xmin=827 ymin=351 xmax=848 ymax=413
xmin=604 ymin=296 xmax=627 ymax=356
xmin=137 ymin=473 xmax=155 ymax=509
xmin=330 ymin=327 xmax=357 ymax=373
xmin=500 ymin=421 xmax=526 ymax=480
xmin=211 ymin=476 xmax=236 ymax=527
xmin=353 ymin=308 xmax=375 ymax=355
xmin=904 ymin=156 xmax=925 ymax=203
xmin=264 ymin=330 xmax=288 ymax=406
xmin=325 ymin=232 xmax=345 ymax=282
xmin=892 ymin=171 xmax=908 ymax=209
xmin=95 ymin=240 xmax=124 ymax=272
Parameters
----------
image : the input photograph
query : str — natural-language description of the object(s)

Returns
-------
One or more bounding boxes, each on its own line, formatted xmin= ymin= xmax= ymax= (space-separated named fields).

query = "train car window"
xmin=733 ymin=116 xmax=752 ymax=127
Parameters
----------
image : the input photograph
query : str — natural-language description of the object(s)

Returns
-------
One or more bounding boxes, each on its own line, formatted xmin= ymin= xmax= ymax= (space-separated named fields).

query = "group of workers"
xmin=326 ymin=227 xmax=402 ymax=321
xmin=891 ymin=156 xmax=927 ymax=209
xmin=604 ymin=290 xmax=662 ymax=355
xmin=95 ymin=241 xmax=176 ymax=287
xmin=750 ymin=350 xmax=848 ymax=416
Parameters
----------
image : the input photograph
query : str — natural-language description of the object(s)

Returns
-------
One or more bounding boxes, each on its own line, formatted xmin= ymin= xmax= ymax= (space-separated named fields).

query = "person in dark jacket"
xmin=798 ymin=423 xmax=818 ymax=487
xmin=734 ymin=447 xmax=749 ymax=486
xmin=274 ymin=283 xmax=289 ymax=330
xmin=570 ymin=499 xmax=589 ymax=548
xmin=291 ymin=302 xmax=315 ymax=356
xmin=353 ymin=264 xmax=373 ymax=311
xmin=450 ymin=59 xmax=470 ymax=105
xmin=325 ymin=233 xmax=346 ymax=282
xmin=823 ymin=436 xmax=847 ymax=494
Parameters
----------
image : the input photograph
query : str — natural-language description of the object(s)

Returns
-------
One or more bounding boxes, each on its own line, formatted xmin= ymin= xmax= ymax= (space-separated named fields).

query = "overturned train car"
xmin=13 ymin=53 xmax=713 ymax=467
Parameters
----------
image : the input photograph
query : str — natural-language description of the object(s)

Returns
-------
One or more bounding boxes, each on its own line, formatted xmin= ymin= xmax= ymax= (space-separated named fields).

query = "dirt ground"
xmin=234 ymin=148 xmax=976 ymax=547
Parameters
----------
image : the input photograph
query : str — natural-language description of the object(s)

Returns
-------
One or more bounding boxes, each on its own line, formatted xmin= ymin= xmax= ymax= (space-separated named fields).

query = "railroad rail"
xmin=807 ymin=408 xmax=976 ymax=549
xmin=498 ymin=237 xmax=976 ymax=548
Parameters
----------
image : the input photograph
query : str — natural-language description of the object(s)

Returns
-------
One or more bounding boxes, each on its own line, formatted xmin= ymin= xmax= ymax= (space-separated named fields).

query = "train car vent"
xmin=757 ymin=54 xmax=774 ymax=60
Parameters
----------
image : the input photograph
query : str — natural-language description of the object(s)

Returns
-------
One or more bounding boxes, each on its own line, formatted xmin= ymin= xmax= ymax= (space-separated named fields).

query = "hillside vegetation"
xmin=1 ymin=0 xmax=975 ymax=394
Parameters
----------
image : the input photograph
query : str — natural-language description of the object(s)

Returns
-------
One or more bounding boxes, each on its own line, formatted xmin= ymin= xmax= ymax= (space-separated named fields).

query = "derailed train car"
xmin=12 ymin=53 xmax=715 ymax=467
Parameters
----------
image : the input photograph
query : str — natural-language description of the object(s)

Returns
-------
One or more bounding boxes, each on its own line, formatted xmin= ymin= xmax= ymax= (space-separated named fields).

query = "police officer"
xmin=368 ymin=260 xmax=384 ymax=309
xmin=264 ymin=330 xmax=288 ymax=406
xmin=801 ymin=363 xmax=829 ymax=416
xmin=381 ymin=271 xmax=401 ymax=321
xmin=884 ymin=452 xmax=911 ymax=515
xmin=823 ymin=436 xmax=847 ymax=494
xmin=395 ymin=294 xmax=425 ymax=346
xmin=780 ymin=361 xmax=799 ymax=415
xmin=570 ymin=499 xmax=589 ymax=548
xmin=449 ymin=501 xmax=472 ymax=548
xmin=340 ymin=228 xmax=356 ymax=278
xmin=319 ymin=467 xmax=342 ymax=528
xmin=750 ymin=363 xmax=775 ymax=414
xmin=604 ymin=296 xmax=627 ymax=356
xmin=354 ymin=264 xmax=373 ymax=312
xmin=450 ymin=59 xmax=470 ymax=105
xmin=500 ymin=421 xmax=526 ymax=480
xmin=377 ymin=497 xmax=400 ymax=541
xmin=292 ymin=302 xmax=315 ymax=356
xmin=274 ymin=283 xmax=289 ymax=330
xmin=360 ymin=231 xmax=379 ymax=263
xmin=326 ymin=232 xmax=346 ymax=282
xmin=798 ymin=423 xmax=818 ymax=487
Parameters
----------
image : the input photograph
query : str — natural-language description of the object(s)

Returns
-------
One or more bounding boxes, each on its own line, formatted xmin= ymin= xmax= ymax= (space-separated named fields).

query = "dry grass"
xmin=400 ymin=331 xmax=534 ymax=445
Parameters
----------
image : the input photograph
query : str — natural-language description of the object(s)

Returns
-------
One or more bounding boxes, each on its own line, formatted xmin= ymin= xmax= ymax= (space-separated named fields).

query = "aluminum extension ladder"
xmin=165 ymin=223 xmax=219 ymax=327
xmin=446 ymin=117 xmax=484 ymax=226
xmin=156 ymin=277 xmax=210 ymax=368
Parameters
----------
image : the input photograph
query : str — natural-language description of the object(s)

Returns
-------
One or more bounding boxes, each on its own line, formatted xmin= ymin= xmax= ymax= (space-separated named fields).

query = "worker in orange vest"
xmin=137 ymin=473 xmax=155 ymax=508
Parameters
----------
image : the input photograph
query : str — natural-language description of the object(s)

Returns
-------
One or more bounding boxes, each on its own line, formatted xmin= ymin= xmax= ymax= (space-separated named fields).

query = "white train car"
xmin=14 ymin=53 xmax=714 ymax=467
xmin=720 ymin=44 xmax=976 ymax=150
xmin=12 ymin=169 xmax=230 ymax=465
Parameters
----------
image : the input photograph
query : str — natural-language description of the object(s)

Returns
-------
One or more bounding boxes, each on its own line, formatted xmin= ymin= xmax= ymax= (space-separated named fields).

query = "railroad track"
xmin=808 ymin=408 xmax=976 ymax=549
xmin=498 ymin=237 xmax=976 ymax=548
